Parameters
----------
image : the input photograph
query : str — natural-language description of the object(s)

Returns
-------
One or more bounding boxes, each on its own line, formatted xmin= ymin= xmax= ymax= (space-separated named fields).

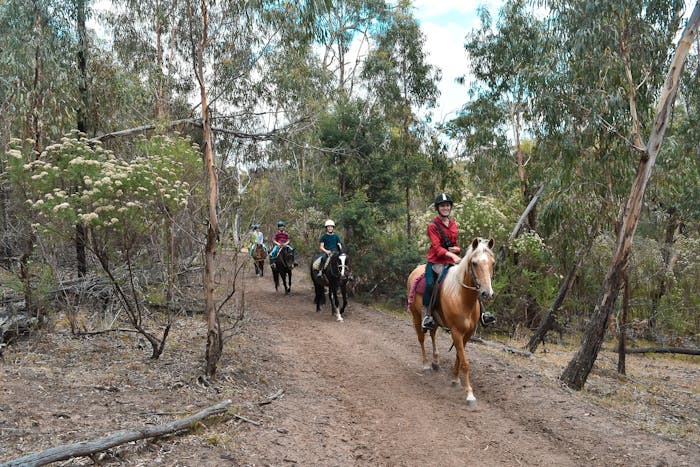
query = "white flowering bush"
xmin=452 ymin=192 xmax=510 ymax=246
xmin=7 ymin=133 xmax=199 ymax=240
xmin=511 ymin=231 xmax=548 ymax=260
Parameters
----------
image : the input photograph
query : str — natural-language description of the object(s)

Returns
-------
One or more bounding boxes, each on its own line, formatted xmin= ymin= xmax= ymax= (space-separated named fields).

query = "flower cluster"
xmin=6 ymin=134 xmax=200 ymax=237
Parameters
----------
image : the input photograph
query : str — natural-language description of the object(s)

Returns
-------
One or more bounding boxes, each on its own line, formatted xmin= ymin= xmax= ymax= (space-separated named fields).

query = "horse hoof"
xmin=431 ymin=362 xmax=440 ymax=371
xmin=451 ymin=380 xmax=461 ymax=388
xmin=421 ymin=367 xmax=432 ymax=375
xmin=466 ymin=399 xmax=478 ymax=407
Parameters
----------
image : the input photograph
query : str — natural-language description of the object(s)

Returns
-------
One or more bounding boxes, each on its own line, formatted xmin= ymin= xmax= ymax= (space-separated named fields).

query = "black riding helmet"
xmin=434 ymin=193 xmax=453 ymax=209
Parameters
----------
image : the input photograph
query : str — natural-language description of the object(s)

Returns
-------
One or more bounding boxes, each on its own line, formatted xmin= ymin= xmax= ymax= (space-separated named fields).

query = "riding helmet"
xmin=434 ymin=193 xmax=453 ymax=208
xmin=277 ymin=221 xmax=285 ymax=227
xmin=324 ymin=219 xmax=335 ymax=227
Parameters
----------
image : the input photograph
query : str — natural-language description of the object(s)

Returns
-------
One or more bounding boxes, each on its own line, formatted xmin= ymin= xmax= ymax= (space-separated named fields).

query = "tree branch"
xmin=1 ymin=400 xmax=232 ymax=467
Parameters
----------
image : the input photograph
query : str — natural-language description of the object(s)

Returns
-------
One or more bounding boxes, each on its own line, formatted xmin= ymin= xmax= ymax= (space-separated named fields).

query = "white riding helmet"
xmin=324 ymin=219 xmax=335 ymax=227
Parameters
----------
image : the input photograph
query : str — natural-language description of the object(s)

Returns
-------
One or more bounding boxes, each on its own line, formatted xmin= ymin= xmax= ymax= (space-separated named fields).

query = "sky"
xmin=412 ymin=0 xmax=504 ymax=124
xmin=91 ymin=0 xmax=504 ymax=126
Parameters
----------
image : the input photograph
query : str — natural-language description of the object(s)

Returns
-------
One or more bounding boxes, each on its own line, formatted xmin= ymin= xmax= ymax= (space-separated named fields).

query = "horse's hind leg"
xmin=411 ymin=305 xmax=432 ymax=372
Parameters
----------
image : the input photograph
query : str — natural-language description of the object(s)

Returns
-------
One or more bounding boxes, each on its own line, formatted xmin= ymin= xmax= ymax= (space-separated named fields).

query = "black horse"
xmin=310 ymin=251 xmax=350 ymax=321
xmin=271 ymin=245 xmax=295 ymax=295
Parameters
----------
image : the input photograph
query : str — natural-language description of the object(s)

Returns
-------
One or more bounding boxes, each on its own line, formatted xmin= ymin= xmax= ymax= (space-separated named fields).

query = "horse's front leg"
xmin=429 ymin=328 xmax=440 ymax=371
xmin=339 ymin=282 xmax=348 ymax=315
xmin=451 ymin=332 xmax=476 ymax=406
xmin=329 ymin=287 xmax=342 ymax=321
xmin=284 ymin=271 xmax=292 ymax=295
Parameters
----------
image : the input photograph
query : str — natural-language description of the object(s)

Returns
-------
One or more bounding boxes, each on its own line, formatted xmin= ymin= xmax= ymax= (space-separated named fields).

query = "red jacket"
xmin=427 ymin=215 xmax=459 ymax=264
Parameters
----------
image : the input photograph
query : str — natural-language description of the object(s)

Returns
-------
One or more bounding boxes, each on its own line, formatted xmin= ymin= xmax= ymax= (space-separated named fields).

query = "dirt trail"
xmin=233 ymin=265 xmax=698 ymax=466
xmin=1 ymin=256 xmax=698 ymax=466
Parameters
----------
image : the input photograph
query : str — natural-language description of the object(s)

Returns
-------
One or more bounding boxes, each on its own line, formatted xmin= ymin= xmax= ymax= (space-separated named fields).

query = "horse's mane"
xmin=441 ymin=238 xmax=493 ymax=297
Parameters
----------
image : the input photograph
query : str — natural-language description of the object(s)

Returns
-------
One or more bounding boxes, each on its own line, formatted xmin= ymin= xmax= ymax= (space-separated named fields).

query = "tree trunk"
xmin=617 ymin=268 xmax=629 ymax=375
xmin=75 ymin=0 xmax=88 ymax=277
xmin=498 ymin=184 xmax=544 ymax=263
xmin=649 ymin=209 xmax=680 ymax=332
xmin=560 ymin=6 xmax=700 ymax=390
xmin=190 ymin=0 xmax=223 ymax=377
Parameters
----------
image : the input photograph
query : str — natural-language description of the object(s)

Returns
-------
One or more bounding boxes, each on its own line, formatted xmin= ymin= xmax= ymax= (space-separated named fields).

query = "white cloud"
xmin=414 ymin=1 xmax=504 ymax=124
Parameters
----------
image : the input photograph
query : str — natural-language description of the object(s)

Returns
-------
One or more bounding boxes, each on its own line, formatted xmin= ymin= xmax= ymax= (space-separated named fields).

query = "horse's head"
xmin=279 ymin=245 xmax=295 ymax=268
xmin=462 ymin=237 xmax=495 ymax=301
xmin=329 ymin=251 xmax=351 ymax=281
xmin=253 ymin=244 xmax=267 ymax=260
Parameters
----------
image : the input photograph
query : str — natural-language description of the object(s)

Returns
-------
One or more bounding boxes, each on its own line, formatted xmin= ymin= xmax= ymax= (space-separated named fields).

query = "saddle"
xmin=411 ymin=267 xmax=450 ymax=329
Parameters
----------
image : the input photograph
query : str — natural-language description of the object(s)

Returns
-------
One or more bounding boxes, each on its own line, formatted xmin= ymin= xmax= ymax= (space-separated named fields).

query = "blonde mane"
xmin=441 ymin=238 xmax=493 ymax=297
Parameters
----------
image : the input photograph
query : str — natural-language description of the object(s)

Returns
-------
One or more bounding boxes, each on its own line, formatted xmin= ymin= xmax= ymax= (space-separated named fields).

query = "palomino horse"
xmin=252 ymin=244 xmax=267 ymax=277
xmin=271 ymin=244 xmax=295 ymax=295
xmin=311 ymin=251 xmax=350 ymax=321
xmin=406 ymin=237 xmax=495 ymax=406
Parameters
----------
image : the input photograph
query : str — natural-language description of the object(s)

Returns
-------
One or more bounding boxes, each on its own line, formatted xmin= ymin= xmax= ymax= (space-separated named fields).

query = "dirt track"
xmin=1 ymin=256 xmax=698 ymax=466
xmin=232 ymin=262 xmax=699 ymax=466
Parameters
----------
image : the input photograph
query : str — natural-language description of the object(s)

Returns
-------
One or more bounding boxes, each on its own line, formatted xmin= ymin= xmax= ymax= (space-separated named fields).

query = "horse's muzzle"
xmin=480 ymin=290 xmax=494 ymax=301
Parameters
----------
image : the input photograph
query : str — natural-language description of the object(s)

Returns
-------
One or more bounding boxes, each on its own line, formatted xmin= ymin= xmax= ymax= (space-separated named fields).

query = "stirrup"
xmin=480 ymin=311 xmax=496 ymax=326
xmin=421 ymin=315 xmax=435 ymax=333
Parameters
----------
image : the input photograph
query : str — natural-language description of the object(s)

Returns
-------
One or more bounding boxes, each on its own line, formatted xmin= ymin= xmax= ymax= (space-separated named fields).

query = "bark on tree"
xmin=560 ymin=5 xmax=700 ymax=390
xmin=0 ymin=400 xmax=232 ymax=467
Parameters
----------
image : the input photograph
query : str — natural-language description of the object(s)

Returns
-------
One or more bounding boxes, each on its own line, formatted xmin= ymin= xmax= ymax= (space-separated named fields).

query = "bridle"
xmin=326 ymin=252 xmax=350 ymax=281
xmin=278 ymin=245 xmax=294 ymax=269
xmin=459 ymin=252 xmax=493 ymax=292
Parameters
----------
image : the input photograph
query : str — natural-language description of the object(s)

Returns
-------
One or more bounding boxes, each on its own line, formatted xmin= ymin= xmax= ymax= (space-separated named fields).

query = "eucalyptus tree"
xmin=315 ymin=0 xmax=390 ymax=93
xmin=555 ymin=0 xmax=699 ymax=390
xmin=171 ymin=0 xmax=333 ymax=376
xmin=106 ymin=0 xmax=186 ymax=122
xmin=0 ymin=0 xmax=84 ymax=311
xmin=462 ymin=0 xmax=552 ymax=218
xmin=361 ymin=0 xmax=440 ymax=240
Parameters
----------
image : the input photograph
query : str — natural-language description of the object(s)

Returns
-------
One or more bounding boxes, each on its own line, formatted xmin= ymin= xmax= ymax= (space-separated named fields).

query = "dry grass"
xmin=494 ymin=334 xmax=700 ymax=444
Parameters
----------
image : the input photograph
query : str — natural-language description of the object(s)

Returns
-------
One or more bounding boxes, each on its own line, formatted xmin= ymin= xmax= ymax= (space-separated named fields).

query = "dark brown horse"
xmin=252 ymin=244 xmax=267 ymax=277
xmin=406 ymin=237 xmax=495 ymax=406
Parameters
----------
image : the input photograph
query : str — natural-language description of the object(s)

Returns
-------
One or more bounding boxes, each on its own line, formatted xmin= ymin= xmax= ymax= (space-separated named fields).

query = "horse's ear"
xmin=488 ymin=238 xmax=494 ymax=249
xmin=471 ymin=238 xmax=479 ymax=249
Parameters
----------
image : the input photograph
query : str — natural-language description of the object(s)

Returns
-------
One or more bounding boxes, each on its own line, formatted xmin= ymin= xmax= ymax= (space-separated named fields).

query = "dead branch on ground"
xmin=0 ymin=400 xmax=232 ymax=467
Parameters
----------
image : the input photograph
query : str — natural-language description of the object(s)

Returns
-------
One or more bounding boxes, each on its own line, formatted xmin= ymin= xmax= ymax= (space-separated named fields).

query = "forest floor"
xmin=1 ymin=251 xmax=699 ymax=466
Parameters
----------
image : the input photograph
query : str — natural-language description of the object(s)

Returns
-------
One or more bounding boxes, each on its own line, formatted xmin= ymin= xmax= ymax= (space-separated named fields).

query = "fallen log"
xmin=614 ymin=346 xmax=699 ymax=356
xmin=1 ymin=400 xmax=232 ymax=467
